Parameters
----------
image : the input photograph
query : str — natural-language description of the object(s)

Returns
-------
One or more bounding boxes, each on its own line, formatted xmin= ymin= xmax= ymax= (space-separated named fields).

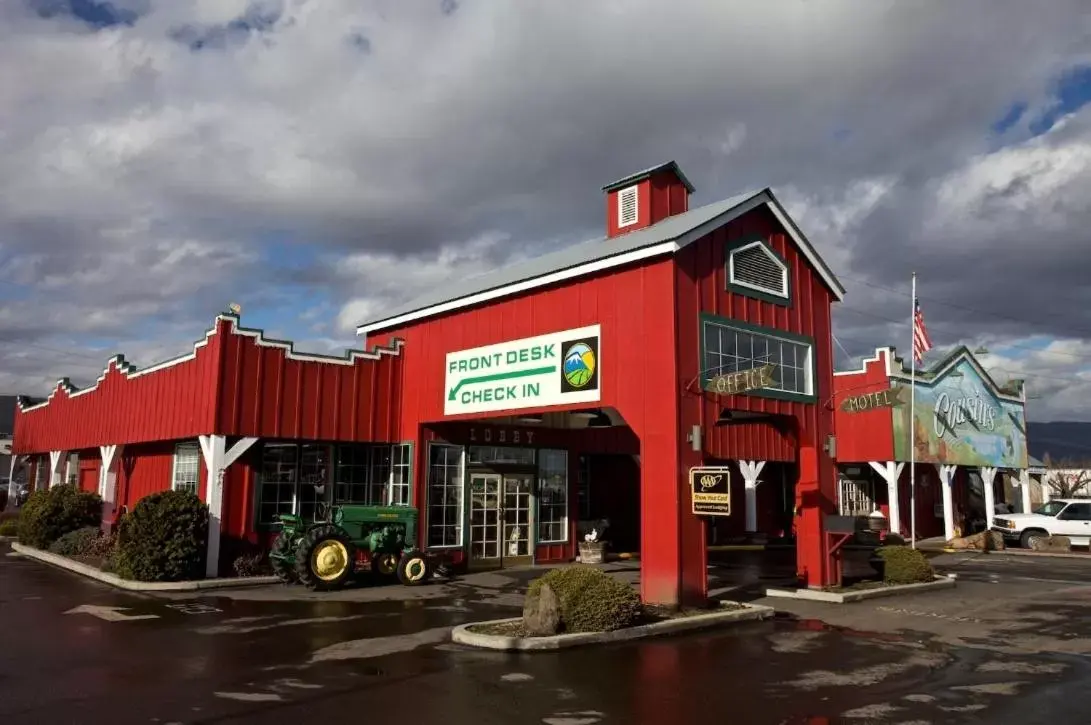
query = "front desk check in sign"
xmin=690 ymin=467 xmax=732 ymax=516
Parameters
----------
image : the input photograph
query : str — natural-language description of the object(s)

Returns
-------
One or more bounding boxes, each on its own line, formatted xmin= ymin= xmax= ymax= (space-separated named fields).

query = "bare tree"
xmin=1041 ymin=453 xmax=1091 ymax=498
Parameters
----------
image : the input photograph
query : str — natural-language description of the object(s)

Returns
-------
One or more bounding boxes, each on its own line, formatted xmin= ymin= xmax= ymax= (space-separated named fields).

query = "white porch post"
xmin=935 ymin=464 xmax=957 ymax=541
xmin=98 ymin=445 xmax=123 ymax=516
xmin=869 ymin=461 xmax=905 ymax=535
xmin=48 ymin=450 xmax=66 ymax=488
xmin=1017 ymin=469 xmax=1033 ymax=514
xmin=1042 ymin=477 xmax=1052 ymax=504
xmin=980 ymin=466 xmax=998 ymax=531
xmin=738 ymin=460 xmax=766 ymax=533
xmin=198 ymin=435 xmax=258 ymax=578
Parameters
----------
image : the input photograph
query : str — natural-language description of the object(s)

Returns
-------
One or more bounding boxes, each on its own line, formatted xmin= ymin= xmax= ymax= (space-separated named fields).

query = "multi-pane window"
xmin=537 ymin=449 xmax=569 ymax=543
xmin=333 ymin=443 xmax=411 ymax=506
xmin=702 ymin=318 xmax=813 ymax=397
xmin=297 ymin=444 xmax=329 ymax=523
xmin=257 ymin=444 xmax=299 ymax=526
xmin=428 ymin=443 xmax=464 ymax=548
xmin=66 ymin=453 xmax=79 ymax=486
xmin=36 ymin=456 xmax=48 ymax=490
xmin=390 ymin=444 xmax=412 ymax=506
xmin=171 ymin=442 xmax=201 ymax=495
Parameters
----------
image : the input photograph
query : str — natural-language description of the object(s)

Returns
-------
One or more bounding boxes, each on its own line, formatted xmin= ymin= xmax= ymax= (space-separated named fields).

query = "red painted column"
xmin=795 ymin=445 xmax=830 ymax=588
xmin=640 ymin=420 xmax=682 ymax=605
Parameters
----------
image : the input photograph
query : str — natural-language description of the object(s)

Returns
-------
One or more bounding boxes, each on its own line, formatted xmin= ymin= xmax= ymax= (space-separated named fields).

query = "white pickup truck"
xmin=992 ymin=499 xmax=1091 ymax=548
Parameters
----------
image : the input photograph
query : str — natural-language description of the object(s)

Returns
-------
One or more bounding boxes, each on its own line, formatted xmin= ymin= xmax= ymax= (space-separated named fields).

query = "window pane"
xmin=702 ymin=320 xmax=812 ymax=396
xmin=389 ymin=443 xmax=412 ymax=506
xmin=428 ymin=444 xmax=464 ymax=547
xmin=537 ymin=449 xmax=569 ymax=543
xmin=172 ymin=442 xmax=201 ymax=495
xmin=257 ymin=443 xmax=298 ymax=526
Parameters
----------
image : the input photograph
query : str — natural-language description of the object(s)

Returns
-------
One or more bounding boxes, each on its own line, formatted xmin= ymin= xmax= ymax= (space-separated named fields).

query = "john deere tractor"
xmin=269 ymin=503 xmax=435 ymax=591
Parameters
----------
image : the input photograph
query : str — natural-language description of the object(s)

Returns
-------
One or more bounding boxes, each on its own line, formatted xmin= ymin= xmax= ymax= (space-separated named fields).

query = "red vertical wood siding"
xmin=675 ymin=205 xmax=837 ymax=462
xmin=77 ymin=451 xmax=100 ymax=494
xmin=117 ymin=442 xmax=175 ymax=510
xmin=832 ymin=349 xmax=896 ymax=462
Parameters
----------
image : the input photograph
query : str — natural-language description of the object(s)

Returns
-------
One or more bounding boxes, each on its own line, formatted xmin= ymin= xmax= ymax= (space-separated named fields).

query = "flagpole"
xmin=910 ymin=272 xmax=917 ymax=549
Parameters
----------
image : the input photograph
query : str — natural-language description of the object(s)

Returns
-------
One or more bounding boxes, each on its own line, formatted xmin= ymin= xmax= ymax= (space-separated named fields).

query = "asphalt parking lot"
xmin=3 ymin=542 xmax=1090 ymax=724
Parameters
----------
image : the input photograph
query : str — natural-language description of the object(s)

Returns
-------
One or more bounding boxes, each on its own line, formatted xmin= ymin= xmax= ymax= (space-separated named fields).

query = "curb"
xmin=974 ymin=548 xmax=1091 ymax=560
xmin=451 ymin=602 xmax=775 ymax=652
xmin=11 ymin=543 xmax=279 ymax=591
xmin=763 ymin=575 xmax=957 ymax=604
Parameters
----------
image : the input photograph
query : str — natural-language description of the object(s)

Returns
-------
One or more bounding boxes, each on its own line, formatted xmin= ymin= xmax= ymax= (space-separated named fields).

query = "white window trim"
xmin=386 ymin=442 xmax=413 ymax=507
xmin=704 ymin=320 xmax=815 ymax=397
xmin=425 ymin=442 xmax=466 ymax=549
xmin=536 ymin=449 xmax=570 ymax=544
xmin=617 ymin=185 xmax=639 ymax=228
xmin=170 ymin=441 xmax=201 ymax=494
xmin=728 ymin=240 xmax=789 ymax=300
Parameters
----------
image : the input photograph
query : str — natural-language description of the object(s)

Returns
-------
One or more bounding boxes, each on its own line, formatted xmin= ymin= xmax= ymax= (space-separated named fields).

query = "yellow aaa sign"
xmin=689 ymin=467 xmax=731 ymax=516
xmin=705 ymin=364 xmax=776 ymax=396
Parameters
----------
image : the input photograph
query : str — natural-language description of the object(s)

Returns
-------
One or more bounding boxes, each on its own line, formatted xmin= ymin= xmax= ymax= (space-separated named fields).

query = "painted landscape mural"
xmin=892 ymin=357 xmax=1028 ymax=469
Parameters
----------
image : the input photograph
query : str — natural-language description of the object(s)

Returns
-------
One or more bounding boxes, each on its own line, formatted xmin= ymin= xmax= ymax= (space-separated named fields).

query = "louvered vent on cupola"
xmin=617 ymin=185 xmax=639 ymax=227
xmin=728 ymin=241 xmax=789 ymax=299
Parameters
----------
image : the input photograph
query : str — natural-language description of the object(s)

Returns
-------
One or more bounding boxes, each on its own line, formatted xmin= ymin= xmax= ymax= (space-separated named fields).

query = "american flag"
xmin=913 ymin=298 xmax=933 ymax=364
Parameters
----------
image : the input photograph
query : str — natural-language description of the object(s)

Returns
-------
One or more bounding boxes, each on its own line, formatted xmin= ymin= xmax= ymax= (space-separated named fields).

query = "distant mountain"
xmin=1027 ymin=422 xmax=1091 ymax=464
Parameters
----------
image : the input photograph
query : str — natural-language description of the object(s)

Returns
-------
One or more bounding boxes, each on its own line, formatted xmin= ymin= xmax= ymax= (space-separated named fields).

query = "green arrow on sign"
xmin=447 ymin=366 xmax=557 ymax=401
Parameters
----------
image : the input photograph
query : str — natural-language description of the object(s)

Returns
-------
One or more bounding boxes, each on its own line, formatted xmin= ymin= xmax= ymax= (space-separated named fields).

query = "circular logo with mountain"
xmin=563 ymin=342 xmax=596 ymax=388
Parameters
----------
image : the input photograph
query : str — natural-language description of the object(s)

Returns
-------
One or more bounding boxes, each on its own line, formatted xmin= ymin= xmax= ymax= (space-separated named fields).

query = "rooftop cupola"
xmin=602 ymin=160 xmax=695 ymax=238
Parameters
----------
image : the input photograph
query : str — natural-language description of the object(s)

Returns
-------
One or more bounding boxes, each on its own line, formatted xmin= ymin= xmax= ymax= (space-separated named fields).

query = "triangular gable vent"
xmin=729 ymin=242 xmax=788 ymax=297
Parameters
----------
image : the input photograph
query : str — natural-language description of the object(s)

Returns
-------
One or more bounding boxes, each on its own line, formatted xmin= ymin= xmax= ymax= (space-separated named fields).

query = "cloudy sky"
xmin=2 ymin=0 xmax=1091 ymax=422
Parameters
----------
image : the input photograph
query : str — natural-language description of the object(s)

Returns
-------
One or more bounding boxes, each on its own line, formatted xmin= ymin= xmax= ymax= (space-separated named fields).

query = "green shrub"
xmin=115 ymin=490 xmax=209 ymax=582
xmin=0 ymin=519 xmax=18 ymax=537
xmin=878 ymin=545 xmax=935 ymax=584
xmin=48 ymin=526 xmax=103 ymax=556
xmin=527 ymin=565 xmax=643 ymax=633
xmin=17 ymin=484 xmax=103 ymax=549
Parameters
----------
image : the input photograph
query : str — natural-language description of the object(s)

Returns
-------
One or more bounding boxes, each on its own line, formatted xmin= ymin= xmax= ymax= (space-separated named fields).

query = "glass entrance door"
xmin=468 ymin=472 xmax=534 ymax=569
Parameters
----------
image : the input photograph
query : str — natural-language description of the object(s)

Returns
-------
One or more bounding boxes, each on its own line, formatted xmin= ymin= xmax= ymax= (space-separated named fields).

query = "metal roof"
xmin=600 ymin=160 xmax=696 ymax=194
xmin=357 ymin=188 xmax=846 ymax=334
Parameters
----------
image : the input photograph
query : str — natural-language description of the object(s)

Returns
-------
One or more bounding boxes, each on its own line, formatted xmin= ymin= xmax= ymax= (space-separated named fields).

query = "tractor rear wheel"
xmin=270 ymin=532 xmax=298 ymax=584
xmin=396 ymin=551 xmax=432 ymax=586
xmin=295 ymin=524 xmax=356 ymax=591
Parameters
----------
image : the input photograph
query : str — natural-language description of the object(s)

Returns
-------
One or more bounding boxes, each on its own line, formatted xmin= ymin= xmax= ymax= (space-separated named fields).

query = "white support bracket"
xmin=738 ymin=460 xmax=766 ymax=533
xmin=1015 ymin=469 xmax=1033 ymax=514
xmin=8 ymin=455 xmax=26 ymax=501
xmin=197 ymin=435 xmax=259 ymax=578
xmin=868 ymin=461 xmax=905 ymax=535
xmin=980 ymin=466 xmax=999 ymax=531
xmin=99 ymin=445 xmax=123 ymax=518
xmin=935 ymin=464 xmax=958 ymax=541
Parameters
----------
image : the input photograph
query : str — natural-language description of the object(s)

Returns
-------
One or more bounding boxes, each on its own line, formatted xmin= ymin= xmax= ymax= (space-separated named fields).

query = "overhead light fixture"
xmin=587 ymin=411 xmax=612 ymax=428
xmin=570 ymin=410 xmax=598 ymax=420
xmin=516 ymin=414 xmax=543 ymax=424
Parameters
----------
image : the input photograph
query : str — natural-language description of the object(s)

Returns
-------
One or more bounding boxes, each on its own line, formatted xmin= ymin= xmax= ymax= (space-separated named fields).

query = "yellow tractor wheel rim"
xmin=312 ymin=540 xmax=350 ymax=581
xmin=376 ymin=553 xmax=397 ymax=575
xmin=403 ymin=557 xmax=427 ymax=582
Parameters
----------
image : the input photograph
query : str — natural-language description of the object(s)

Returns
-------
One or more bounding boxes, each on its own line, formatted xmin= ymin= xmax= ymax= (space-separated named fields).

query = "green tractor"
xmin=268 ymin=503 xmax=436 ymax=591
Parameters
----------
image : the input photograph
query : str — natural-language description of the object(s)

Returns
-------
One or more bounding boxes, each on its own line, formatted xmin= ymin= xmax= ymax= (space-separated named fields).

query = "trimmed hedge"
xmin=17 ymin=484 xmax=102 ymax=549
xmin=527 ymin=566 xmax=643 ymax=633
xmin=0 ymin=518 xmax=18 ymax=537
xmin=115 ymin=490 xmax=209 ymax=582
xmin=48 ymin=526 xmax=103 ymax=556
xmin=878 ymin=545 xmax=935 ymax=585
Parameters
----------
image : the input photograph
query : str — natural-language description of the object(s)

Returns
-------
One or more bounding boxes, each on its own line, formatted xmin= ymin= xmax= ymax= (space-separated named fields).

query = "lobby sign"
xmin=892 ymin=358 xmax=1027 ymax=469
xmin=690 ymin=467 xmax=732 ymax=516
xmin=444 ymin=325 xmax=601 ymax=415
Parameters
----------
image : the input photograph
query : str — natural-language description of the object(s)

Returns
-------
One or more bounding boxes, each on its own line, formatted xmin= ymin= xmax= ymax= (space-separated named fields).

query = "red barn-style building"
xmin=11 ymin=161 xmax=847 ymax=605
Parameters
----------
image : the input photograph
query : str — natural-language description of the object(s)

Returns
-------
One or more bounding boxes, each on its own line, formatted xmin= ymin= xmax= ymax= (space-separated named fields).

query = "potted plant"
xmin=578 ymin=528 xmax=606 ymax=564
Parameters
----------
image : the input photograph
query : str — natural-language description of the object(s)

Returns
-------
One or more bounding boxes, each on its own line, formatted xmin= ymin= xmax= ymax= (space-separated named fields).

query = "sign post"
xmin=689 ymin=467 xmax=732 ymax=516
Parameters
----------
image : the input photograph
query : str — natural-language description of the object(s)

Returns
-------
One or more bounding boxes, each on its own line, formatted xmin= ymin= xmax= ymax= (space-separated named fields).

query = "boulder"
xmin=1030 ymin=535 xmax=1072 ymax=553
xmin=522 ymin=582 xmax=561 ymax=636
xmin=946 ymin=530 xmax=1005 ymax=551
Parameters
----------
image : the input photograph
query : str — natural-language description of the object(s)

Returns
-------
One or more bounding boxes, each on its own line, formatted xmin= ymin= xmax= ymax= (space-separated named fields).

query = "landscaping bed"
xmin=468 ymin=600 xmax=748 ymax=638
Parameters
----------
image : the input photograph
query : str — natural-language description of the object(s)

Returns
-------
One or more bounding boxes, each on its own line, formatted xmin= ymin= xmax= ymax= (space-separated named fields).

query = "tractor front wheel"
xmin=371 ymin=551 xmax=400 ymax=580
xmin=397 ymin=551 xmax=432 ymax=586
xmin=270 ymin=532 xmax=298 ymax=584
xmin=295 ymin=525 xmax=356 ymax=591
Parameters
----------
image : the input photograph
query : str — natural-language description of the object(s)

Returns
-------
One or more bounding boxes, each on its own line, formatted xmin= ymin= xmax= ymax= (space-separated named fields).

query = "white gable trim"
xmin=359 ymin=192 xmax=845 ymax=338
xmin=833 ymin=347 xmax=895 ymax=377
xmin=18 ymin=315 xmax=405 ymax=414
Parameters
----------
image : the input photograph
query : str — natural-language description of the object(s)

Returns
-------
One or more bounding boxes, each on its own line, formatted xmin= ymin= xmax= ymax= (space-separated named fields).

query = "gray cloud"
xmin=2 ymin=1 xmax=1091 ymax=420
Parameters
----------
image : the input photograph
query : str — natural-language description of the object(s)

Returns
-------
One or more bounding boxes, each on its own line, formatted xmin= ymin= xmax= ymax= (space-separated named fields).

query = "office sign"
xmin=705 ymin=364 xmax=777 ymax=396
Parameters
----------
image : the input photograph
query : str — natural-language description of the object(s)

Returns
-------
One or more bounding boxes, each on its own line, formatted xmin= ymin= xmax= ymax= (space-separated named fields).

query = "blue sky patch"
xmin=169 ymin=2 xmax=282 ymax=51
xmin=30 ymin=0 xmax=139 ymax=28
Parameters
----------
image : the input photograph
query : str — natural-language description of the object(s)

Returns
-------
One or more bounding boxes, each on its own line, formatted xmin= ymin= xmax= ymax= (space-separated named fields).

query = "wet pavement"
xmin=2 ymin=542 xmax=1089 ymax=724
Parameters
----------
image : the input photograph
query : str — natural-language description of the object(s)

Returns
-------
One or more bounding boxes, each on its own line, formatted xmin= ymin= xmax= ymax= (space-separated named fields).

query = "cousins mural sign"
xmin=892 ymin=356 xmax=1027 ymax=469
